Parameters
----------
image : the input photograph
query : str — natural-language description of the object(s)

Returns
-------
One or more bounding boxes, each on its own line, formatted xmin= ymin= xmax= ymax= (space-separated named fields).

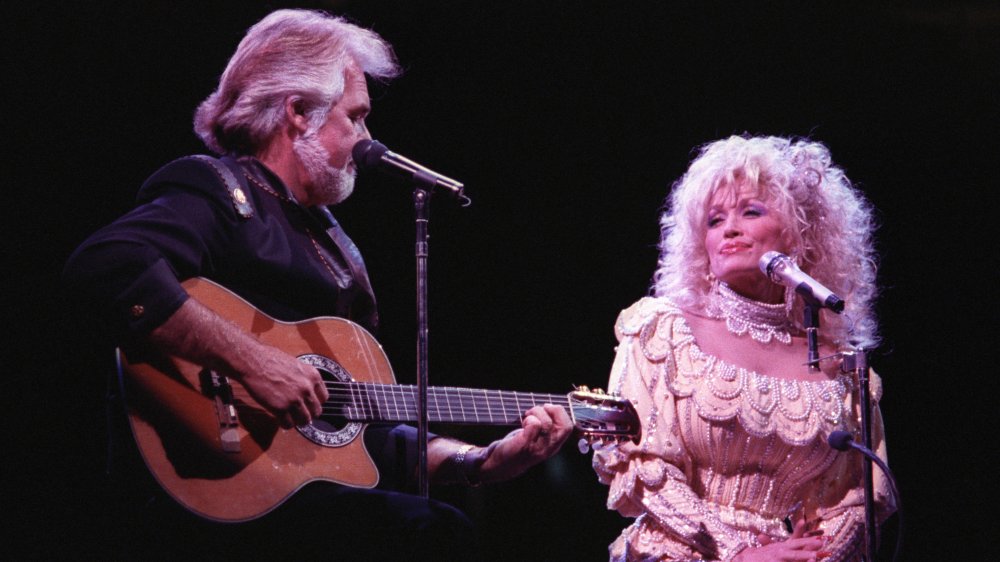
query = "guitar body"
xmin=120 ymin=277 xmax=391 ymax=522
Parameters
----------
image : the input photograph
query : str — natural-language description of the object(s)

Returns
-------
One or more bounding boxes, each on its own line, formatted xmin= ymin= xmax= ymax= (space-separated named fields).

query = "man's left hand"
xmin=477 ymin=404 xmax=573 ymax=483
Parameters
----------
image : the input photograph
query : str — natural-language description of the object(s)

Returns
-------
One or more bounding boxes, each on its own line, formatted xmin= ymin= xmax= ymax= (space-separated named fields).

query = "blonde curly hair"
xmin=651 ymin=135 xmax=879 ymax=347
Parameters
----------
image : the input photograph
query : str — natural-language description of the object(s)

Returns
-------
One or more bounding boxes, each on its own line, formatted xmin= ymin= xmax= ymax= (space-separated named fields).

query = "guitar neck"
xmin=326 ymin=382 xmax=570 ymax=426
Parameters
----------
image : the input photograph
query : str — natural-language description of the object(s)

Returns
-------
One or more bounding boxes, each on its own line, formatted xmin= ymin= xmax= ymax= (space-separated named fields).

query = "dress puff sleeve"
xmin=593 ymin=298 xmax=757 ymax=561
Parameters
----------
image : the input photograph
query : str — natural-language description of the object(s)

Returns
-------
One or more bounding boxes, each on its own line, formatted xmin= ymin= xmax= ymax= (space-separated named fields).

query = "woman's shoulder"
xmin=614 ymin=296 xmax=688 ymax=340
xmin=617 ymin=296 xmax=681 ymax=324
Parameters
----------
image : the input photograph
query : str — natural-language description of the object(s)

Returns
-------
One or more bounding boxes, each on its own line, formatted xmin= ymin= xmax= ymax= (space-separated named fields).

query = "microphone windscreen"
xmin=758 ymin=251 xmax=786 ymax=275
xmin=352 ymin=140 xmax=388 ymax=170
xmin=827 ymin=430 xmax=854 ymax=451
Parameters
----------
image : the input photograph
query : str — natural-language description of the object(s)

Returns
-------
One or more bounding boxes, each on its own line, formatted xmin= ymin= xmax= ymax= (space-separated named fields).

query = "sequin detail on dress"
xmin=628 ymin=297 xmax=852 ymax=445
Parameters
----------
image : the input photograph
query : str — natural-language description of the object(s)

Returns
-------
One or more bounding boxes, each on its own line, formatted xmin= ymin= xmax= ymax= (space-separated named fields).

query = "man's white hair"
xmin=194 ymin=9 xmax=399 ymax=155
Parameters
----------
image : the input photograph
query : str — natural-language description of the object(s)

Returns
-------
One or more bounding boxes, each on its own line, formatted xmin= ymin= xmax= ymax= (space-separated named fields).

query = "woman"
xmin=593 ymin=135 xmax=894 ymax=561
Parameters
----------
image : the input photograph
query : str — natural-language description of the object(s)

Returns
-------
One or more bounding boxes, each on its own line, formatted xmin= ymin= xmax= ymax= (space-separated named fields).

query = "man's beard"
xmin=292 ymin=131 xmax=355 ymax=206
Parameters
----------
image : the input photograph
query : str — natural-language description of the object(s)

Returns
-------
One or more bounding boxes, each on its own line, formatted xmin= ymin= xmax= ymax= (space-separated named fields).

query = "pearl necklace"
xmin=706 ymin=282 xmax=794 ymax=344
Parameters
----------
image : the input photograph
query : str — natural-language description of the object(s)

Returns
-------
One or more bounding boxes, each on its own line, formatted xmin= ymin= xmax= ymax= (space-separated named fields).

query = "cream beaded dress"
xmin=593 ymin=298 xmax=894 ymax=561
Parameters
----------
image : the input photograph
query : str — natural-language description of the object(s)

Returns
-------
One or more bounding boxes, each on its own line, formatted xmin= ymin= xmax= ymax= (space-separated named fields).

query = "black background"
xmin=7 ymin=1 xmax=998 ymax=560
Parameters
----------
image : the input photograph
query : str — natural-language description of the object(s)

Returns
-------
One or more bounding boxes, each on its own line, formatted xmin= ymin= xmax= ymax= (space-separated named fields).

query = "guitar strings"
xmin=226 ymin=384 xmax=575 ymax=416
xmin=224 ymin=382 xmax=622 ymax=425
xmin=320 ymin=382 xmax=571 ymax=422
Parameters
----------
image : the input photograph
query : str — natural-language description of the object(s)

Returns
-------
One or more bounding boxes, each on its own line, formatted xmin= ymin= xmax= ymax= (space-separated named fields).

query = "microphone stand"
xmin=414 ymin=187 xmax=431 ymax=498
xmin=842 ymin=348 xmax=878 ymax=561
xmin=789 ymin=271 xmax=883 ymax=558
xmin=411 ymin=181 xmax=467 ymax=498
xmin=354 ymin=138 xmax=468 ymax=498
xmin=804 ymin=295 xmax=878 ymax=559
xmin=802 ymin=300 xmax=821 ymax=373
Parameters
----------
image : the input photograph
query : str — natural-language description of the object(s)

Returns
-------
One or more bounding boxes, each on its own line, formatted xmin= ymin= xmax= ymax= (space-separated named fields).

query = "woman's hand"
xmin=734 ymin=519 xmax=826 ymax=561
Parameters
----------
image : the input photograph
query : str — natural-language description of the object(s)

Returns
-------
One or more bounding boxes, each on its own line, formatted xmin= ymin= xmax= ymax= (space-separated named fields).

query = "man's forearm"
xmin=147 ymin=297 xmax=265 ymax=379
xmin=146 ymin=297 xmax=327 ymax=428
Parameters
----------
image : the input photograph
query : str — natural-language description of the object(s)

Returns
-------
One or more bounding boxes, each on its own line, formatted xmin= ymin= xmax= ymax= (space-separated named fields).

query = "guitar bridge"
xmin=202 ymin=369 xmax=242 ymax=453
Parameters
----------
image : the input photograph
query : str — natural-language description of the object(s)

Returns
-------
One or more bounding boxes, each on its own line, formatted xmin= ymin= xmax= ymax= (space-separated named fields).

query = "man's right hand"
xmin=237 ymin=344 xmax=329 ymax=428
xmin=149 ymin=297 xmax=329 ymax=429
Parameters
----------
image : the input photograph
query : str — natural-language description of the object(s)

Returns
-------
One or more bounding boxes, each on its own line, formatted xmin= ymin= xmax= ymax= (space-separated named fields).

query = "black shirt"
xmin=64 ymin=155 xmax=378 ymax=342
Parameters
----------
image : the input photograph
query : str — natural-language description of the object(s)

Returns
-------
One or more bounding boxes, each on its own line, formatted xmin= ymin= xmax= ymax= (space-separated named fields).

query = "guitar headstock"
xmin=568 ymin=386 xmax=641 ymax=450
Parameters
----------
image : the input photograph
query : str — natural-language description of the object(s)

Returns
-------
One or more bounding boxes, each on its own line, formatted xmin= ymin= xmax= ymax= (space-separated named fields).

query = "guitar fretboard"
xmin=323 ymin=382 xmax=571 ymax=425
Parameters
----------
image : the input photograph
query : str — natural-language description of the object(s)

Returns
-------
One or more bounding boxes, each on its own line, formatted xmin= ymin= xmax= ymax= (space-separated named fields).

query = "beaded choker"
xmin=706 ymin=282 xmax=793 ymax=344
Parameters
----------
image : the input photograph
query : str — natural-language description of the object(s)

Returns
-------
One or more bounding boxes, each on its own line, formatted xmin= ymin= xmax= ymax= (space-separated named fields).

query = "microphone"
xmin=827 ymin=430 xmax=904 ymax=562
xmin=352 ymin=140 xmax=465 ymax=199
xmin=827 ymin=431 xmax=901 ymax=504
xmin=827 ymin=430 xmax=857 ymax=451
xmin=758 ymin=251 xmax=845 ymax=313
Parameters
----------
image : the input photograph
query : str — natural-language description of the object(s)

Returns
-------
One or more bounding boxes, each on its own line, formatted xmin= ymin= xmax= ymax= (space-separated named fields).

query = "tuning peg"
xmin=577 ymin=438 xmax=591 ymax=454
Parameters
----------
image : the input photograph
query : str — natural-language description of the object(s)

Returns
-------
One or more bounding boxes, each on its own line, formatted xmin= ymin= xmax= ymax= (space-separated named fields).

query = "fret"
xmin=345 ymin=382 xmax=356 ymax=419
xmin=366 ymin=383 xmax=377 ymax=421
xmin=468 ymin=388 xmax=478 ymax=421
xmin=408 ymin=386 xmax=418 ymax=419
xmin=368 ymin=383 xmax=377 ymax=421
xmin=353 ymin=382 xmax=365 ymax=419
xmin=410 ymin=386 xmax=421 ymax=421
xmin=391 ymin=383 xmax=401 ymax=421
xmin=458 ymin=387 xmax=468 ymax=422
xmin=483 ymin=389 xmax=493 ymax=423
xmin=356 ymin=382 xmax=366 ymax=420
xmin=379 ymin=384 xmax=387 ymax=420
xmin=447 ymin=390 xmax=456 ymax=422
xmin=383 ymin=384 xmax=394 ymax=421
xmin=392 ymin=384 xmax=403 ymax=420
xmin=424 ymin=386 xmax=435 ymax=421
xmin=500 ymin=390 xmax=509 ymax=422
xmin=382 ymin=383 xmax=391 ymax=421
xmin=434 ymin=384 xmax=448 ymax=421
xmin=401 ymin=385 xmax=411 ymax=420
xmin=445 ymin=384 xmax=455 ymax=421
xmin=366 ymin=383 xmax=376 ymax=421
xmin=364 ymin=383 xmax=386 ymax=421
xmin=393 ymin=385 xmax=404 ymax=420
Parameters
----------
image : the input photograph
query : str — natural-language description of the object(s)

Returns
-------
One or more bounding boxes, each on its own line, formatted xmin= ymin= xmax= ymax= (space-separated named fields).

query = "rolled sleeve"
xmin=62 ymin=157 xmax=238 ymax=344
xmin=112 ymin=258 xmax=189 ymax=336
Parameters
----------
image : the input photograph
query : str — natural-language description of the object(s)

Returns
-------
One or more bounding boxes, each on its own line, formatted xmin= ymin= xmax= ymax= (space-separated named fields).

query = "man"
xmin=64 ymin=9 xmax=571 ymax=558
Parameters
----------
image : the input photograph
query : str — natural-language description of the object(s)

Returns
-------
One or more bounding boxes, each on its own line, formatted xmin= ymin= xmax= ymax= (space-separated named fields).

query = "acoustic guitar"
xmin=118 ymin=277 xmax=640 ymax=522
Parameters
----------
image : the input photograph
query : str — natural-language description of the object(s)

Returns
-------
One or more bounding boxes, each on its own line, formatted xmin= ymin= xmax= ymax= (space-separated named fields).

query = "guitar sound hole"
xmin=296 ymin=353 xmax=363 ymax=448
